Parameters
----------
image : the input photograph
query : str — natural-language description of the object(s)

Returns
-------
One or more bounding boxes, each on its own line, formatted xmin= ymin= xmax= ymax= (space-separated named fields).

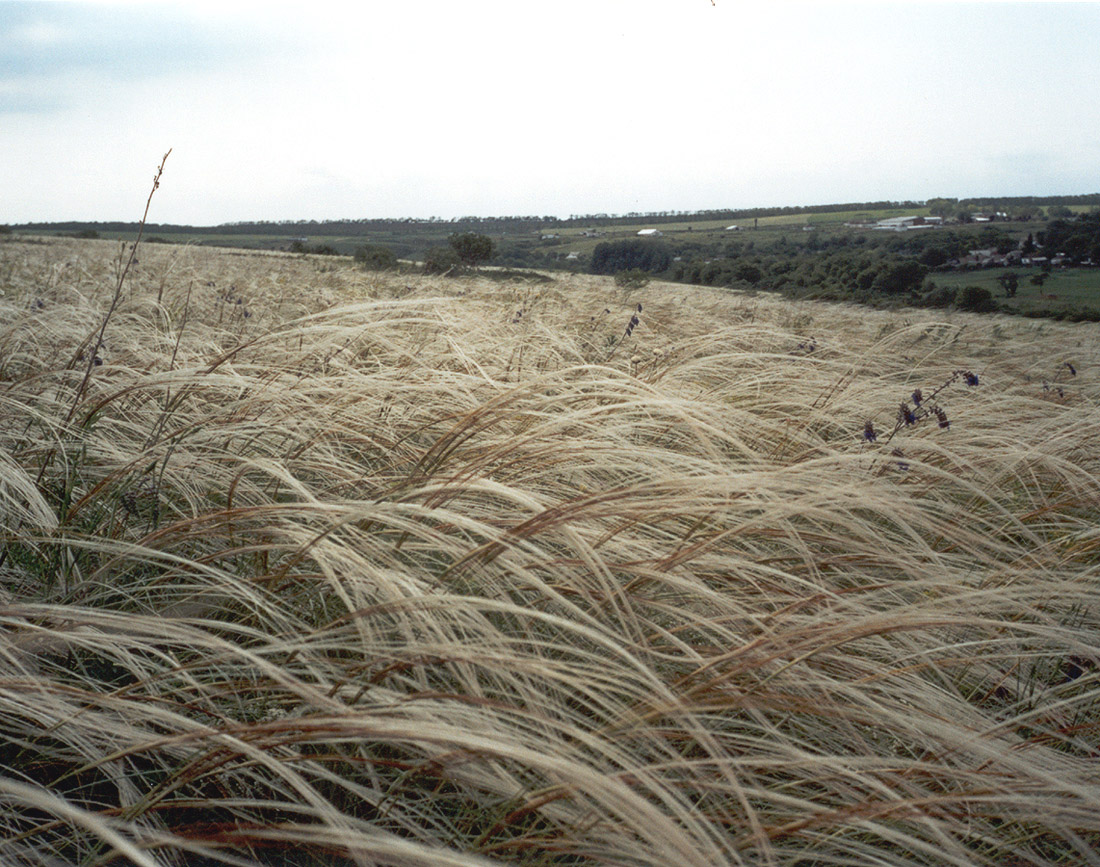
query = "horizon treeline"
xmin=11 ymin=193 xmax=1100 ymax=236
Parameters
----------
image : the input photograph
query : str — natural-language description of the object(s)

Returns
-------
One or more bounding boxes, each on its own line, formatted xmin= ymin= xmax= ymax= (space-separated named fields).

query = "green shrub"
xmin=1067 ymin=307 xmax=1100 ymax=322
xmin=733 ymin=262 xmax=763 ymax=284
xmin=590 ymin=239 xmax=671 ymax=275
xmin=956 ymin=285 xmax=997 ymax=312
xmin=871 ymin=259 xmax=928 ymax=294
xmin=615 ymin=269 xmax=651 ymax=290
xmin=919 ymin=285 xmax=957 ymax=308
xmin=354 ymin=243 xmax=397 ymax=271
xmin=423 ymin=246 xmax=463 ymax=276
xmin=289 ymin=240 xmax=338 ymax=256
xmin=448 ymin=232 xmax=494 ymax=267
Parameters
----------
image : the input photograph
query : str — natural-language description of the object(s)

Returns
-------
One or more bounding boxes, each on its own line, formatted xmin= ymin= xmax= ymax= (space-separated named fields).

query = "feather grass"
xmin=2 ymin=236 xmax=1099 ymax=866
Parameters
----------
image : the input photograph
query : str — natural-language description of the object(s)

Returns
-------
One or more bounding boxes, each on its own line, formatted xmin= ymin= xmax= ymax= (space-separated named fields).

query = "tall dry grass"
xmin=2 ymin=235 xmax=1099 ymax=866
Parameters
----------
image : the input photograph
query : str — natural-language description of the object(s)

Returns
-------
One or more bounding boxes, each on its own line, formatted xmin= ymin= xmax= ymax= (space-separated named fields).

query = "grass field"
xmin=931 ymin=266 xmax=1100 ymax=316
xmin=2 ymin=236 xmax=1100 ymax=867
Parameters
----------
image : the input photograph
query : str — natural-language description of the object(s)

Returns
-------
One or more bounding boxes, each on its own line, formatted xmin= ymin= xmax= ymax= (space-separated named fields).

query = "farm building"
xmin=872 ymin=216 xmax=940 ymax=232
xmin=637 ymin=229 xmax=663 ymax=237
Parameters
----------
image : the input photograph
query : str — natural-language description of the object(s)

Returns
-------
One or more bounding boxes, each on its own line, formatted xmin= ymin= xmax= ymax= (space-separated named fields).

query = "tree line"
xmin=585 ymin=211 xmax=1100 ymax=318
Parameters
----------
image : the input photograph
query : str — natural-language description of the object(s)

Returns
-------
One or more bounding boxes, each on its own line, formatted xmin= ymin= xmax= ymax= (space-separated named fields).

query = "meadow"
xmin=2 ymin=235 xmax=1099 ymax=867
xmin=930 ymin=267 xmax=1100 ymax=318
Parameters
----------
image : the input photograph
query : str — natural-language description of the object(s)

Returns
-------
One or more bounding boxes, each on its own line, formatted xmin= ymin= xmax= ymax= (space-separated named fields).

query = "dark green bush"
xmin=614 ymin=269 xmax=651 ymax=290
xmin=423 ymin=246 xmax=463 ymax=276
xmin=590 ymin=239 xmax=671 ymax=275
xmin=354 ymin=244 xmax=397 ymax=270
xmin=871 ymin=259 xmax=928 ymax=294
xmin=733 ymin=262 xmax=763 ymax=284
xmin=448 ymin=232 xmax=494 ymax=267
xmin=956 ymin=285 xmax=997 ymax=312
xmin=919 ymin=285 xmax=957 ymax=308
xmin=289 ymin=240 xmax=338 ymax=256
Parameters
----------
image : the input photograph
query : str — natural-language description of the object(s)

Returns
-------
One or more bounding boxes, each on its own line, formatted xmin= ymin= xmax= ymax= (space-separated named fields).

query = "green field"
xmin=932 ymin=266 xmax=1100 ymax=315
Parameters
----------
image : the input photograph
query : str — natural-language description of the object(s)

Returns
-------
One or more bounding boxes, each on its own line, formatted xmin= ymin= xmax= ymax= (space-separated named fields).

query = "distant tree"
xmin=289 ymin=239 xmax=337 ymax=255
xmin=354 ymin=243 xmax=397 ymax=270
xmin=855 ymin=265 xmax=880 ymax=292
xmin=919 ymin=284 xmax=957 ymax=308
xmin=918 ymin=245 xmax=951 ymax=268
xmin=448 ymin=232 xmax=494 ymax=267
xmin=1047 ymin=205 xmax=1073 ymax=218
xmin=614 ymin=268 xmax=650 ymax=290
xmin=733 ymin=262 xmax=763 ymax=284
xmin=590 ymin=239 xmax=671 ymax=275
xmin=423 ymin=245 xmax=463 ymax=275
xmin=927 ymin=198 xmax=958 ymax=219
xmin=871 ymin=259 xmax=928 ymax=294
xmin=1038 ymin=214 xmax=1100 ymax=262
xmin=1030 ymin=273 xmax=1049 ymax=288
xmin=997 ymin=271 xmax=1019 ymax=298
xmin=978 ymin=226 xmax=1013 ymax=255
xmin=957 ymin=285 xmax=997 ymax=312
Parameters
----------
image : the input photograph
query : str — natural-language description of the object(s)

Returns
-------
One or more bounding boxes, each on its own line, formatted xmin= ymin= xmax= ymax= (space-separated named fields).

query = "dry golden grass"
xmin=2 ymin=236 xmax=1099 ymax=866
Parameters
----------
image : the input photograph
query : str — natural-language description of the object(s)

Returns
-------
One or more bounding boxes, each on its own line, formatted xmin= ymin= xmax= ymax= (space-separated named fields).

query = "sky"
xmin=2 ymin=0 xmax=1099 ymax=226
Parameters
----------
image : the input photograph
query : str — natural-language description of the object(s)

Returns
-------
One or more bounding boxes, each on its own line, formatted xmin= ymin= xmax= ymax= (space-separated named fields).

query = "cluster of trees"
xmin=1038 ymin=213 xmax=1100 ymax=262
xmin=188 ymin=216 xmax=551 ymax=237
xmin=422 ymin=232 xmax=496 ymax=275
xmin=350 ymin=232 xmax=498 ymax=275
xmin=13 ymin=195 xmax=1100 ymax=244
xmin=583 ymin=211 xmax=1100 ymax=318
xmin=925 ymin=196 xmax=1100 ymax=222
xmin=590 ymin=239 xmax=672 ymax=275
xmin=669 ymin=258 xmax=763 ymax=287
xmin=587 ymin=235 xmax=934 ymax=301
xmin=353 ymin=243 xmax=397 ymax=270
xmin=289 ymin=239 xmax=338 ymax=255
xmin=559 ymin=200 xmax=927 ymax=229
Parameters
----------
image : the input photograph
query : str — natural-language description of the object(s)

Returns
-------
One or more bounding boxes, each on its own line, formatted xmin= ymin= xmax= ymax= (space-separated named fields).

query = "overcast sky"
xmin=3 ymin=0 xmax=1099 ymax=225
